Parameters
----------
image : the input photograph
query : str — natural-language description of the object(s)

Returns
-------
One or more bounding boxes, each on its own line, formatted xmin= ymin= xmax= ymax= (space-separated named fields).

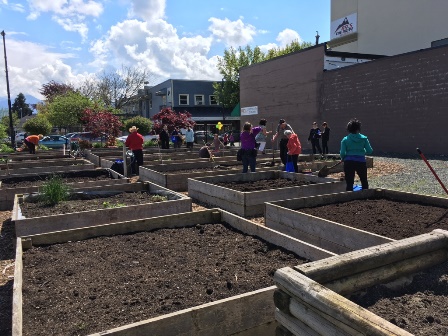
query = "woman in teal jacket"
xmin=340 ymin=118 xmax=373 ymax=191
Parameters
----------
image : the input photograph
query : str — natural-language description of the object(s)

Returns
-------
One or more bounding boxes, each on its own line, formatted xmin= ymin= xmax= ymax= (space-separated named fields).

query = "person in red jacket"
xmin=285 ymin=130 xmax=302 ymax=173
xmin=23 ymin=134 xmax=43 ymax=154
xmin=125 ymin=126 xmax=144 ymax=175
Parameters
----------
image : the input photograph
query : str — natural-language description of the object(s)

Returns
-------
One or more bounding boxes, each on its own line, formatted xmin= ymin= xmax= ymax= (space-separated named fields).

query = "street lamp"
xmin=1 ymin=30 xmax=15 ymax=148
xmin=221 ymin=78 xmax=225 ymax=124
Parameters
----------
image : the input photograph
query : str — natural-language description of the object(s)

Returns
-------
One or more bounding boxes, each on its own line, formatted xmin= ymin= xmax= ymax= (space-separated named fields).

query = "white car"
xmin=117 ymin=134 xmax=159 ymax=143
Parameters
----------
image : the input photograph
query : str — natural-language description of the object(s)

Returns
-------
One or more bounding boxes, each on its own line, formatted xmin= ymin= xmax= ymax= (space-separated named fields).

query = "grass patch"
xmin=40 ymin=175 xmax=72 ymax=205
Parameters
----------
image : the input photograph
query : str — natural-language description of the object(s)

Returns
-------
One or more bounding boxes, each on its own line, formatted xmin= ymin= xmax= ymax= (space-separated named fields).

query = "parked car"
xmin=39 ymin=135 xmax=69 ymax=149
xmin=67 ymin=132 xmax=106 ymax=143
xmin=194 ymin=131 xmax=214 ymax=144
xmin=116 ymin=134 xmax=159 ymax=143
xmin=15 ymin=132 xmax=28 ymax=145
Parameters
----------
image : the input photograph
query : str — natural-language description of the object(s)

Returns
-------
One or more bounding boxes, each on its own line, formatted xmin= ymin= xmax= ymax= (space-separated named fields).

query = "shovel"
xmin=318 ymin=160 xmax=343 ymax=177
xmin=417 ymin=148 xmax=448 ymax=195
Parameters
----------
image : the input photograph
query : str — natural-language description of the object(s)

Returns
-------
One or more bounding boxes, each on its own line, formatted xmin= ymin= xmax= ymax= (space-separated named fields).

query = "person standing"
xmin=184 ymin=125 xmax=194 ymax=150
xmin=212 ymin=133 xmax=223 ymax=152
xmin=240 ymin=122 xmax=262 ymax=173
xmin=229 ymin=133 xmax=235 ymax=146
xmin=223 ymin=133 xmax=229 ymax=146
xmin=171 ymin=127 xmax=182 ymax=148
xmin=284 ymin=130 xmax=302 ymax=173
xmin=321 ymin=122 xmax=330 ymax=155
xmin=272 ymin=119 xmax=294 ymax=169
xmin=125 ymin=126 xmax=144 ymax=175
xmin=159 ymin=125 xmax=170 ymax=149
xmin=23 ymin=134 xmax=43 ymax=154
xmin=255 ymin=118 xmax=271 ymax=154
xmin=308 ymin=122 xmax=323 ymax=155
xmin=340 ymin=118 xmax=373 ymax=191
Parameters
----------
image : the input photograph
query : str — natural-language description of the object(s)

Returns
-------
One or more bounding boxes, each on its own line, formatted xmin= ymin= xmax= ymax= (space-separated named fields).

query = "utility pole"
xmin=1 ymin=31 xmax=15 ymax=148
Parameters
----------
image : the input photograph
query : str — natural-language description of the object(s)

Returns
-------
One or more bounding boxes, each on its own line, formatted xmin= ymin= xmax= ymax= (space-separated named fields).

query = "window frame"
xmin=194 ymin=94 xmax=204 ymax=106
xmin=179 ymin=94 xmax=189 ymax=105
xmin=209 ymin=95 xmax=218 ymax=105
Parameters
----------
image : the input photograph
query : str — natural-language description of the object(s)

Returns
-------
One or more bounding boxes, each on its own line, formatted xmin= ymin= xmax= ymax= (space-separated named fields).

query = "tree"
xmin=152 ymin=108 xmax=195 ymax=133
xmin=40 ymin=80 xmax=75 ymax=102
xmin=1 ymin=115 xmax=18 ymax=136
xmin=22 ymin=115 xmax=52 ymax=135
xmin=47 ymin=92 xmax=93 ymax=130
xmin=214 ymin=41 xmax=312 ymax=110
xmin=81 ymin=109 xmax=122 ymax=145
xmin=11 ymin=93 xmax=33 ymax=118
xmin=78 ymin=66 xmax=154 ymax=110
xmin=123 ymin=116 xmax=153 ymax=135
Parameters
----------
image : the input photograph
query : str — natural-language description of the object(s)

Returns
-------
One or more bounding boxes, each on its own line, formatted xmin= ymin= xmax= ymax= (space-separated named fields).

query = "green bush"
xmin=124 ymin=116 xmax=152 ymax=135
xmin=0 ymin=143 xmax=14 ymax=154
xmin=23 ymin=115 xmax=52 ymax=135
xmin=92 ymin=142 xmax=104 ymax=148
xmin=40 ymin=175 xmax=72 ymax=205
xmin=143 ymin=139 xmax=159 ymax=148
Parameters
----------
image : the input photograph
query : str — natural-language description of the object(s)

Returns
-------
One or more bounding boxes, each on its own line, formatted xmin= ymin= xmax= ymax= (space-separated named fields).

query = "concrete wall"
xmin=239 ymin=45 xmax=325 ymax=149
xmin=331 ymin=0 xmax=448 ymax=56
xmin=321 ymin=44 xmax=448 ymax=155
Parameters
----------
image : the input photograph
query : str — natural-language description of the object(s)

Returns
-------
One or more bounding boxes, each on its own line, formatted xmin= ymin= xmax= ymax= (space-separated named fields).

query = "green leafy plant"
xmin=92 ymin=142 xmax=104 ymax=148
xmin=143 ymin=139 xmax=158 ymax=148
xmin=102 ymin=201 xmax=126 ymax=208
xmin=0 ymin=143 xmax=14 ymax=154
xmin=40 ymin=175 xmax=71 ymax=205
xmin=150 ymin=195 xmax=168 ymax=202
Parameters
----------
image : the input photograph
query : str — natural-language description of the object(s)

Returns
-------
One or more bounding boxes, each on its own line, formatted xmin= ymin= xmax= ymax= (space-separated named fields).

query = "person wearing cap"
xmin=284 ymin=130 xmax=302 ymax=173
xmin=125 ymin=126 xmax=144 ymax=175
xmin=272 ymin=119 xmax=294 ymax=169
xmin=23 ymin=134 xmax=43 ymax=154
xmin=308 ymin=121 xmax=323 ymax=156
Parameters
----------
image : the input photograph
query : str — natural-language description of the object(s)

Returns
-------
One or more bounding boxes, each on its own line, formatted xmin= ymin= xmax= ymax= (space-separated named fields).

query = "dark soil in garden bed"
xmin=0 ymin=169 xmax=116 ymax=189
xmin=299 ymin=199 xmax=448 ymax=239
xmin=159 ymin=163 xmax=277 ymax=174
xmin=22 ymin=222 xmax=306 ymax=336
xmin=20 ymin=191 xmax=168 ymax=218
xmin=215 ymin=178 xmax=315 ymax=192
xmin=351 ymin=261 xmax=448 ymax=335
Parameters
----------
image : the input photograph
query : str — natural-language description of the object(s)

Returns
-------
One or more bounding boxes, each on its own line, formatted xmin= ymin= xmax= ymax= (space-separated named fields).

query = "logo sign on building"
xmin=241 ymin=106 xmax=258 ymax=116
xmin=331 ymin=13 xmax=357 ymax=40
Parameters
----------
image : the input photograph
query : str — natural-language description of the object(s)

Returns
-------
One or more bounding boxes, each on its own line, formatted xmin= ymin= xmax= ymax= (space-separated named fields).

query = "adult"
xmin=285 ymin=130 xmax=302 ymax=173
xmin=229 ymin=133 xmax=235 ymax=146
xmin=171 ymin=126 xmax=182 ymax=148
xmin=321 ymin=122 xmax=331 ymax=155
xmin=340 ymin=118 xmax=373 ymax=191
xmin=308 ymin=121 xmax=323 ymax=155
xmin=184 ymin=125 xmax=194 ymax=150
xmin=240 ymin=122 xmax=262 ymax=173
xmin=198 ymin=143 xmax=211 ymax=158
xmin=125 ymin=126 xmax=144 ymax=175
xmin=272 ymin=119 xmax=294 ymax=168
xmin=23 ymin=134 xmax=43 ymax=154
xmin=223 ymin=133 xmax=229 ymax=146
xmin=159 ymin=125 xmax=170 ymax=149
xmin=255 ymin=118 xmax=271 ymax=154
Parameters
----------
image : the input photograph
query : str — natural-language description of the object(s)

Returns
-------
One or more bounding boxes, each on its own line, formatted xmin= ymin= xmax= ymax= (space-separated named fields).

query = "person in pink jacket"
xmin=285 ymin=130 xmax=302 ymax=173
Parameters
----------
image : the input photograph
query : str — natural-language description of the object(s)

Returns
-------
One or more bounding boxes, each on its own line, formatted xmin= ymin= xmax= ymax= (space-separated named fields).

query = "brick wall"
xmin=322 ymin=45 xmax=448 ymax=155
xmin=239 ymin=45 xmax=325 ymax=149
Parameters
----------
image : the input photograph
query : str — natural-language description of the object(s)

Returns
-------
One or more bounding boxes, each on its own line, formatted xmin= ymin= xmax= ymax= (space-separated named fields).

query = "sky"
xmin=0 ymin=0 xmax=330 ymax=102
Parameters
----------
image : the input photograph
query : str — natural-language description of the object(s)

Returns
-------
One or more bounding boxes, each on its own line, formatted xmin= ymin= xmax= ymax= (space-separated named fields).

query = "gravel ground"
xmin=367 ymin=154 xmax=448 ymax=198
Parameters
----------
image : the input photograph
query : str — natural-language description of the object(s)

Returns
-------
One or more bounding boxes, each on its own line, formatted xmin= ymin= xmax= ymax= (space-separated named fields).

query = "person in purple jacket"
xmin=240 ymin=122 xmax=262 ymax=173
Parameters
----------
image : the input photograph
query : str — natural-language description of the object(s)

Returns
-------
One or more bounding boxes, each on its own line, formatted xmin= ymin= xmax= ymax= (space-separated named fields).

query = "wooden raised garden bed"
xmin=12 ymin=181 xmax=191 ymax=237
xmin=188 ymin=170 xmax=345 ymax=217
xmin=265 ymin=188 xmax=448 ymax=254
xmin=13 ymin=209 xmax=335 ymax=336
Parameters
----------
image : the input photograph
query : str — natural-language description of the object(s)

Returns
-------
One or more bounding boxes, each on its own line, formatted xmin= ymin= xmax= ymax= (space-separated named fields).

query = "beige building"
xmin=329 ymin=0 xmax=448 ymax=55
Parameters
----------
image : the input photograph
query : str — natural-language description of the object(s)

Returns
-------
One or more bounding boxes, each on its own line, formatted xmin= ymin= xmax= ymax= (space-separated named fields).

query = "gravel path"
xmin=365 ymin=154 xmax=448 ymax=198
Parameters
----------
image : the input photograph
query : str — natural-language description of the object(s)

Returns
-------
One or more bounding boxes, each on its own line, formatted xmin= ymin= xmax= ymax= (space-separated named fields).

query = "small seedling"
xmin=102 ymin=201 xmax=126 ymax=208
xmin=150 ymin=195 xmax=168 ymax=202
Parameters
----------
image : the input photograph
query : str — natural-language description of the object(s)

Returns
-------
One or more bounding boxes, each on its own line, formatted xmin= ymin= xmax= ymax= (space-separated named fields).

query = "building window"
xmin=195 ymin=95 xmax=204 ymax=105
xmin=209 ymin=95 xmax=218 ymax=105
xmin=179 ymin=94 xmax=189 ymax=105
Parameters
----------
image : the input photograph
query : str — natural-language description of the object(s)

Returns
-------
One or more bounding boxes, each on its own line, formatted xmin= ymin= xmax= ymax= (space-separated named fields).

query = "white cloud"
xmin=208 ymin=17 xmax=257 ymax=47
xmin=276 ymin=28 xmax=303 ymax=47
xmin=128 ymin=0 xmax=165 ymax=21
xmin=53 ymin=17 xmax=89 ymax=42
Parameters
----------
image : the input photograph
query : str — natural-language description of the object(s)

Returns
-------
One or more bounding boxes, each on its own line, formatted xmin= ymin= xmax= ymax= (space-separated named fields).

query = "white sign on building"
xmin=241 ymin=106 xmax=258 ymax=116
xmin=331 ymin=13 xmax=357 ymax=40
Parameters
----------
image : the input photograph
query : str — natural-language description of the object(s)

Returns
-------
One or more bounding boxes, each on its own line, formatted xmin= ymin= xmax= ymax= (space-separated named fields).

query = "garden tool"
xmin=317 ymin=160 xmax=343 ymax=177
xmin=416 ymin=148 xmax=448 ymax=195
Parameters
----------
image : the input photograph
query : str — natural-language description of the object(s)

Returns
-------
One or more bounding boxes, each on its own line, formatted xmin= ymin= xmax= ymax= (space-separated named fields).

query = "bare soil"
xmin=0 ymin=169 xmax=117 ymax=189
xmin=215 ymin=178 xmax=315 ymax=192
xmin=19 ymin=191 xmax=169 ymax=218
xmin=299 ymin=199 xmax=448 ymax=239
xmin=22 ymin=223 xmax=306 ymax=336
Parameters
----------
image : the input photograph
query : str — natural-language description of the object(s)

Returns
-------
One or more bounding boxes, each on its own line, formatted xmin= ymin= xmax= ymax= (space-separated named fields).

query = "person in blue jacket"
xmin=340 ymin=118 xmax=373 ymax=191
